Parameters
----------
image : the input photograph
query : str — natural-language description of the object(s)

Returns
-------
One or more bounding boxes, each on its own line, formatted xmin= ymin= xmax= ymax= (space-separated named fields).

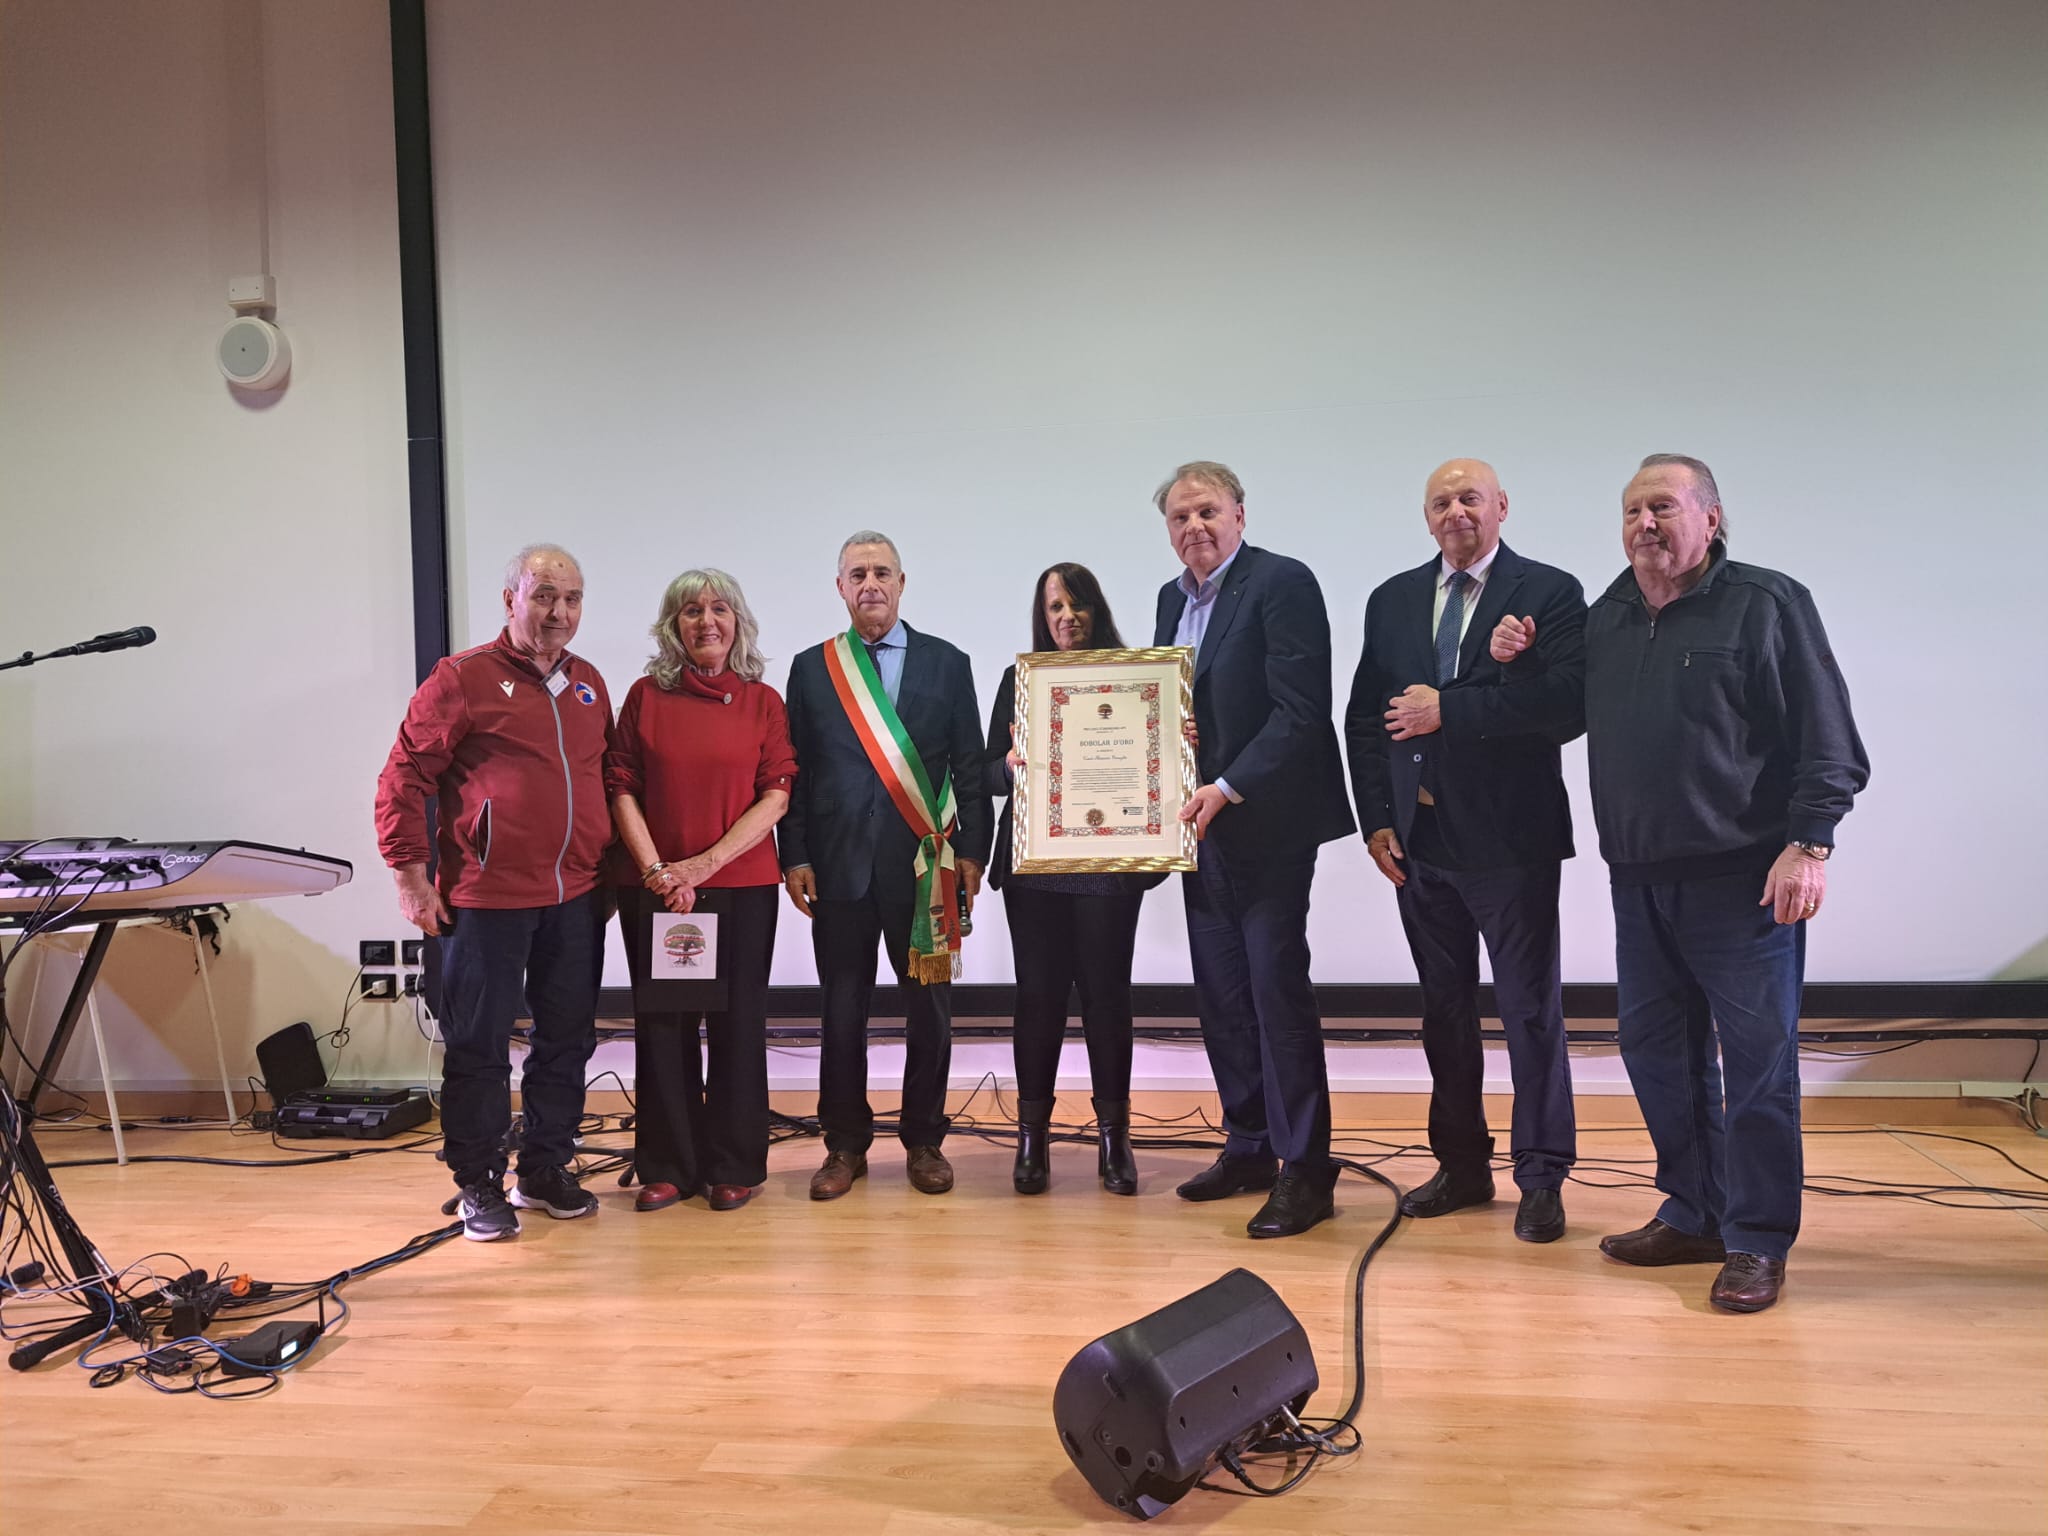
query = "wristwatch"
xmin=1789 ymin=841 xmax=1831 ymax=861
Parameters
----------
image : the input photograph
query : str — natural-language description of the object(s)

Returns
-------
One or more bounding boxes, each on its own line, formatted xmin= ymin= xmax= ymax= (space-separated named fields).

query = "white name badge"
xmin=545 ymin=670 xmax=569 ymax=696
xmin=650 ymin=911 xmax=720 ymax=979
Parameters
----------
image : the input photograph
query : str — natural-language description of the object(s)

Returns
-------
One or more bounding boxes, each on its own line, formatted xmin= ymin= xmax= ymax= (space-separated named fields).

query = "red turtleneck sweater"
xmin=604 ymin=669 xmax=797 ymax=889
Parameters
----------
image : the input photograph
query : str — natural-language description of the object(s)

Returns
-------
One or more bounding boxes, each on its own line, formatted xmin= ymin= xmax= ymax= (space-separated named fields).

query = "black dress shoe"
xmin=1176 ymin=1152 xmax=1278 ymax=1203
xmin=1710 ymin=1253 xmax=1786 ymax=1313
xmin=1513 ymin=1187 xmax=1566 ymax=1243
xmin=1246 ymin=1167 xmax=1335 ymax=1239
xmin=1598 ymin=1217 xmax=1727 ymax=1267
xmin=1398 ymin=1166 xmax=1496 ymax=1218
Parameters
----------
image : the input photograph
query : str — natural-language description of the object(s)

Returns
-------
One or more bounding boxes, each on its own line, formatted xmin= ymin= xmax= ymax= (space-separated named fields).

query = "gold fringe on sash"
xmin=906 ymin=949 xmax=961 ymax=986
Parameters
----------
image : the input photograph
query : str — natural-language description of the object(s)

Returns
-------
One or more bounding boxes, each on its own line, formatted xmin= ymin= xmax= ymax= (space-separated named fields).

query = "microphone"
xmin=0 ymin=625 xmax=156 ymax=672
xmin=72 ymin=626 xmax=156 ymax=655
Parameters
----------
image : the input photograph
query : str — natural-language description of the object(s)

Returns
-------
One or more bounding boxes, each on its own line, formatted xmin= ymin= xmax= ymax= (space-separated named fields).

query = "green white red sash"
xmin=822 ymin=628 xmax=968 ymax=982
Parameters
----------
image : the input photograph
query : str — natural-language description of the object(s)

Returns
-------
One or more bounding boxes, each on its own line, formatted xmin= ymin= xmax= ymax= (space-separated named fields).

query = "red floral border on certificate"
xmin=1046 ymin=682 xmax=1163 ymax=837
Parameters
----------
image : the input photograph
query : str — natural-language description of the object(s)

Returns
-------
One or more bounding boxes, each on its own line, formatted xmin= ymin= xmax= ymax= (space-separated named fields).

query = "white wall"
xmin=428 ymin=0 xmax=2048 ymax=991
xmin=1 ymin=2 xmax=2039 ymax=1104
xmin=0 ymin=0 xmax=423 ymax=1090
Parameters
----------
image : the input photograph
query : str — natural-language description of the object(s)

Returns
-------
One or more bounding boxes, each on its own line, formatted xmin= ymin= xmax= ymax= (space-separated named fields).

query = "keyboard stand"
xmin=7 ymin=911 xmax=240 ymax=1161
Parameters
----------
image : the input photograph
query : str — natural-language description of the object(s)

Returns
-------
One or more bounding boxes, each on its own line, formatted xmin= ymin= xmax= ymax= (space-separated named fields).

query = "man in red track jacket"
xmin=375 ymin=544 xmax=613 ymax=1241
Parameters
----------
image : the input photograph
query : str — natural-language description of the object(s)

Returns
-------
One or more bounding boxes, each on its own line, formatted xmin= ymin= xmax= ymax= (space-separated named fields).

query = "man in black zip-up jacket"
xmin=1492 ymin=454 xmax=1868 ymax=1314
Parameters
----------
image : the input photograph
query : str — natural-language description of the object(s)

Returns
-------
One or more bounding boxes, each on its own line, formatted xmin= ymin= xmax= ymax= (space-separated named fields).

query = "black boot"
xmin=1094 ymin=1096 xmax=1137 ymax=1196
xmin=1013 ymin=1097 xmax=1054 ymax=1194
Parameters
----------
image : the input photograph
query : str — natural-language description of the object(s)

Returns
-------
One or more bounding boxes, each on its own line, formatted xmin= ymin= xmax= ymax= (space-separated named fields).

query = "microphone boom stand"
xmin=0 ymin=628 xmax=161 ymax=1368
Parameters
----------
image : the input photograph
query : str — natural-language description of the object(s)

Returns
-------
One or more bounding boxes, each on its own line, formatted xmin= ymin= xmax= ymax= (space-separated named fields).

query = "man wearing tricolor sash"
xmin=781 ymin=531 xmax=992 ymax=1199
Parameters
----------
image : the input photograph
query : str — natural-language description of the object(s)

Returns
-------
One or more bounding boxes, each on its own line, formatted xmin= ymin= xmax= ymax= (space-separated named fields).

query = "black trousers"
xmin=619 ymin=884 xmax=777 ymax=1191
xmin=1182 ymin=841 xmax=1333 ymax=1172
xmin=436 ymin=889 xmax=602 ymax=1188
xmin=1396 ymin=808 xmax=1576 ymax=1189
xmin=812 ymin=890 xmax=952 ymax=1152
xmin=1003 ymin=884 xmax=1143 ymax=1103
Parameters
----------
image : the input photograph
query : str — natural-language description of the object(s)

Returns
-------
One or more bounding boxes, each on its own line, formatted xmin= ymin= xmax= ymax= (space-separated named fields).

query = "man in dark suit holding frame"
xmin=1153 ymin=461 xmax=1356 ymax=1238
xmin=1344 ymin=459 xmax=1585 ymax=1242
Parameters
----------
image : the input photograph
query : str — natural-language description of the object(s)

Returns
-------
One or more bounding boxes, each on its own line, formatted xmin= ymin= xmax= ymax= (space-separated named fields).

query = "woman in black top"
xmin=984 ymin=563 xmax=1160 ymax=1195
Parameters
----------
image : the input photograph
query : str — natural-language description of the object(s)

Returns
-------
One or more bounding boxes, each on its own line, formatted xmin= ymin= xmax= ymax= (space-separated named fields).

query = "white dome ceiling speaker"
xmin=218 ymin=315 xmax=291 ymax=390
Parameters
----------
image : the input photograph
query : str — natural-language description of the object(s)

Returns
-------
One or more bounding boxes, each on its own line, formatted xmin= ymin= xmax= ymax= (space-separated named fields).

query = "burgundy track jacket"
xmin=375 ymin=630 xmax=614 ymax=909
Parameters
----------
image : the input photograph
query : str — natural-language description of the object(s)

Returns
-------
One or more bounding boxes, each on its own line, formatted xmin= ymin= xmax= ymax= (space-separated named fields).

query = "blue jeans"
xmin=1612 ymin=869 xmax=1806 ymax=1260
xmin=437 ymin=890 xmax=602 ymax=1188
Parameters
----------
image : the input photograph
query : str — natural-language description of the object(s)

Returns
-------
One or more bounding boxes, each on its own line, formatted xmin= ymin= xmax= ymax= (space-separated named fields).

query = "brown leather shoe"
xmin=634 ymin=1182 xmax=683 ymax=1212
xmin=1710 ymin=1253 xmax=1786 ymax=1313
xmin=1599 ymin=1217 xmax=1728 ymax=1267
xmin=809 ymin=1151 xmax=867 ymax=1201
xmin=906 ymin=1145 xmax=955 ymax=1195
xmin=707 ymin=1183 xmax=760 ymax=1211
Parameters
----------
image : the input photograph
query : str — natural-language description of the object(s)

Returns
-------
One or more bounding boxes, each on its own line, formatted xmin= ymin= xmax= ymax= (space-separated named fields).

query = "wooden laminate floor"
xmin=2 ymin=1110 xmax=2044 ymax=1535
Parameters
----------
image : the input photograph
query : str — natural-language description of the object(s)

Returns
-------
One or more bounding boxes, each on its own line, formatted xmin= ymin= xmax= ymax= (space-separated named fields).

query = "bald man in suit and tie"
xmin=1344 ymin=459 xmax=1585 ymax=1243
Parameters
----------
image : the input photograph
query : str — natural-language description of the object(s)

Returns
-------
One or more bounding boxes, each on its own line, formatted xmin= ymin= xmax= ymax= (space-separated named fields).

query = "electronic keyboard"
xmin=0 ymin=838 xmax=352 ymax=919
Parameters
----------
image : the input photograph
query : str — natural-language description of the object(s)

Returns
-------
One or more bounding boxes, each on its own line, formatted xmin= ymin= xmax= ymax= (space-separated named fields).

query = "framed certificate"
xmin=1012 ymin=646 xmax=1198 ymax=875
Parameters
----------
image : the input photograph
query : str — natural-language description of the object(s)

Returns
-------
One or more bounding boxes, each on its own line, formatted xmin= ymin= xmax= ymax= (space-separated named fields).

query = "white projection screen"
xmin=426 ymin=0 xmax=2047 ymax=989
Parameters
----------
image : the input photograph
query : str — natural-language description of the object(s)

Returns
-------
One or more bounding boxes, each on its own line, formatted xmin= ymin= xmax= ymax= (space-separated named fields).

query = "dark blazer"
xmin=778 ymin=622 xmax=993 ymax=904
xmin=1342 ymin=541 xmax=1585 ymax=870
xmin=1152 ymin=544 xmax=1356 ymax=860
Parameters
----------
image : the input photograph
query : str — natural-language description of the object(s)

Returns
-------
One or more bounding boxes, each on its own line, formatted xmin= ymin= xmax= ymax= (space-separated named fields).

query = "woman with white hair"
xmin=608 ymin=568 xmax=795 ymax=1212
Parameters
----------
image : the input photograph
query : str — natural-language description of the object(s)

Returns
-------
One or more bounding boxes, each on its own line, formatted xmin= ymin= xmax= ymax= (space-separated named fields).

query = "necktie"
xmin=865 ymin=640 xmax=889 ymax=703
xmin=1435 ymin=571 xmax=1472 ymax=685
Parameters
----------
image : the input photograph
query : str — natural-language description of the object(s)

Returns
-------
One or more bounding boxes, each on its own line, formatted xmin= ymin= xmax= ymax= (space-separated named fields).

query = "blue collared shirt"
xmin=862 ymin=618 xmax=908 ymax=706
xmin=1173 ymin=545 xmax=1243 ymax=655
xmin=1173 ymin=546 xmax=1244 ymax=804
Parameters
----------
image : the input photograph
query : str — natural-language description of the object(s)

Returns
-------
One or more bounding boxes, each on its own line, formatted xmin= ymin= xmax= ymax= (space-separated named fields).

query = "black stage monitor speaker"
xmin=255 ymin=1021 xmax=325 ymax=1105
xmin=1054 ymin=1268 xmax=1318 ymax=1520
